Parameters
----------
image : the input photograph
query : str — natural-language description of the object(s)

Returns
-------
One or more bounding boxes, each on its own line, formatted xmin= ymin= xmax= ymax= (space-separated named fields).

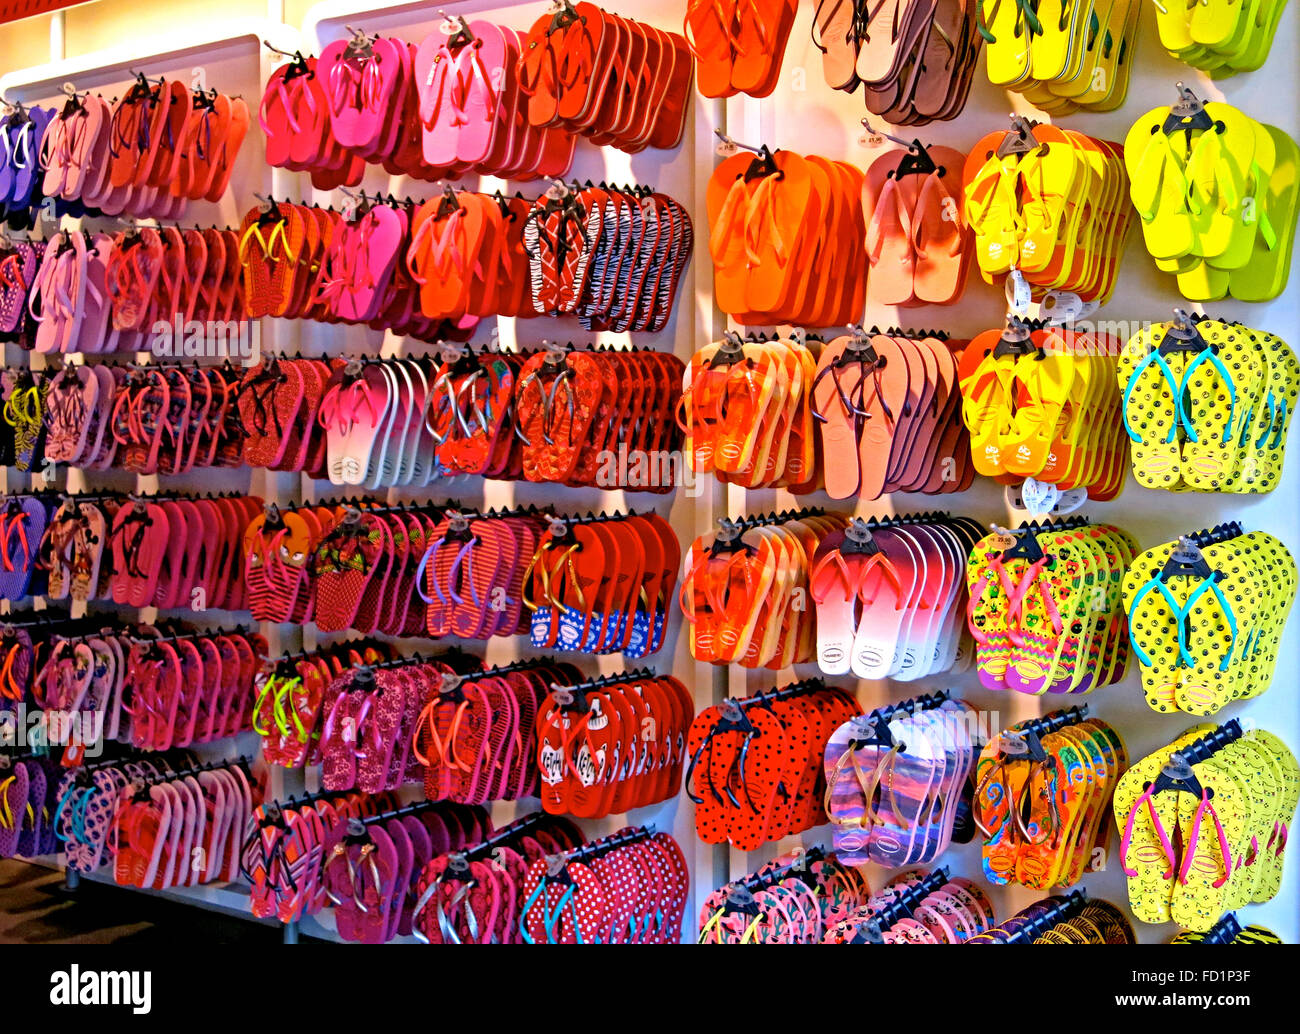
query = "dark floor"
xmin=0 ymin=859 xmax=306 ymax=944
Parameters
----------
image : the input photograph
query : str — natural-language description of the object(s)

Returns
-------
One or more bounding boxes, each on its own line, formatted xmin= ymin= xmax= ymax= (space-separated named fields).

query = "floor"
xmin=0 ymin=859 xmax=294 ymax=944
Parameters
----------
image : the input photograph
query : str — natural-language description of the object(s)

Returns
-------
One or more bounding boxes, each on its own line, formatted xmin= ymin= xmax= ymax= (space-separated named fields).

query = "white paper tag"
xmin=1005 ymin=268 xmax=1032 ymax=316
xmin=715 ymin=137 xmax=740 ymax=158
xmin=1019 ymin=477 xmax=1061 ymax=518
xmin=1039 ymin=291 xmax=1101 ymax=325
xmin=1051 ymin=487 xmax=1089 ymax=516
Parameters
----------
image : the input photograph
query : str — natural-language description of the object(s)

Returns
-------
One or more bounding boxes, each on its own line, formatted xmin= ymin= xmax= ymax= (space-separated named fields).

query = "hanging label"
xmin=1051 ymin=487 xmax=1089 ymax=516
xmin=1040 ymin=290 xmax=1100 ymax=325
xmin=1019 ymin=477 xmax=1061 ymax=518
xmin=1005 ymin=268 xmax=1032 ymax=315
xmin=715 ymin=137 xmax=741 ymax=159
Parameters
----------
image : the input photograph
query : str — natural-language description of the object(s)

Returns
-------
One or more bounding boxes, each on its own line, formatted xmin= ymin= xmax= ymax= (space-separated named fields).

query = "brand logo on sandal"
xmin=149 ymin=313 xmax=260 ymax=367
xmin=49 ymin=966 xmax=151 ymax=1015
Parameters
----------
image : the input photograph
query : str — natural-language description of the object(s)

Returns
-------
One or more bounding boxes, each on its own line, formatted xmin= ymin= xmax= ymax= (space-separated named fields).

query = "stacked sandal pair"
xmin=983 ymin=0 xmax=1138 ymax=113
xmin=421 ymin=510 xmax=566 ymax=643
xmin=0 ymin=238 xmax=45 ymax=347
xmin=1120 ymin=315 xmax=1298 ymax=494
xmin=56 ymin=752 xmax=203 ymax=874
xmin=824 ymin=694 xmax=978 ymax=868
xmin=239 ymin=199 xmax=464 ymax=341
xmin=861 ymin=140 xmax=973 ymax=305
xmin=307 ymin=504 xmax=463 ymax=638
xmin=680 ymin=334 xmax=824 ymax=493
xmin=517 ymin=2 xmax=692 ymax=154
xmin=112 ymin=626 xmax=266 ymax=751
xmin=975 ymin=707 xmax=1126 ymax=890
xmin=967 ymin=891 xmax=1134 ymax=943
xmin=0 ymin=104 xmax=52 ymax=230
xmin=0 ymin=611 xmax=70 ymax=705
xmin=315 ymin=654 xmax=480 ymax=795
xmin=959 ymin=320 xmax=1129 ymax=500
xmin=1126 ymin=88 xmax=1300 ymax=302
xmin=109 ymin=756 xmax=259 ymax=890
xmin=813 ymin=331 xmax=975 ymax=500
xmin=681 ymin=510 xmax=848 ymax=669
xmin=522 ymin=182 xmax=693 ymax=329
xmin=0 ymin=493 xmax=52 ymax=600
xmin=513 ymin=345 xmax=685 ymax=490
xmin=241 ymin=789 xmax=401 ymax=926
xmin=1115 ymin=721 xmax=1298 ymax=933
xmin=679 ymin=332 xmax=972 ymax=496
xmin=966 ymin=519 xmax=1137 ymax=695
xmin=1154 ymin=0 xmax=1287 ymax=74
xmin=252 ymin=640 xmax=396 ymax=768
xmin=374 ymin=189 xmax=528 ymax=326
xmin=822 ymin=867 xmax=997 ymax=944
xmin=40 ymin=79 xmax=249 ymax=219
xmin=686 ymin=0 xmax=797 ymax=99
xmin=811 ymin=515 xmax=984 ymax=680
xmin=814 ymin=0 xmax=982 ymax=124
xmin=407 ymin=811 xmax=585 ymax=944
xmin=687 ymin=680 xmax=861 ymax=850
xmin=419 ymin=661 xmax=592 ymax=806
xmin=237 ymin=356 xmax=334 ymax=478
xmin=260 ymin=22 xmax=573 ymax=190
xmin=699 ymin=848 xmax=871 ymax=944
xmin=708 ymin=145 xmax=866 ymax=325
xmin=35 ymin=626 xmax=257 ymax=754
xmin=1172 ymin=913 xmax=1282 ymax=944
xmin=0 ymin=752 xmax=60 ymax=858
xmin=25 ymin=230 xmax=114 ymax=356
xmin=101 ymin=494 xmax=260 ymax=612
xmin=537 ymin=669 xmax=693 ymax=819
xmin=1 ymin=368 xmax=45 ymax=472
xmin=35 ymin=627 xmax=150 ymax=754
xmin=39 ymin=496 xmax=119 ymax=604
xmin=329 ymin=805 xmax=576 ymax=943
xmin=243 ymin=503 xmax=349 ymax=626
xmin=526 ymin=512 xmax=679 ymax=658
xmin=513 ymin=827 xmax=689 ymax=944
xmin=44 ymin=362 xmax=244 ymax=475
xmin=963 ymin=118 xmax=1133 ymax=303
xmin=102 ymin=225 xmax=246 ymax=353
xmin=1122 ymin=527 xmax=1295 ymax=716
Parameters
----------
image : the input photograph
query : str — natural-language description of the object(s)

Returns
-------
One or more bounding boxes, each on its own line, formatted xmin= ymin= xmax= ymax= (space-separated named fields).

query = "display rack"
xmin=1 ymin=0 xmax=1297 ymax=945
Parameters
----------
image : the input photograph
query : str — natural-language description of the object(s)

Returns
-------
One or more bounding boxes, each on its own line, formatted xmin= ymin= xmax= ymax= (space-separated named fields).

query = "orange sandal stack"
xmin=962 ymin=117 xmax=1134 ymax=305
xmin=678 ymin=332 xmax=822 ymax=493
xmin=685 ymin=0 xmax=797 ymax=99
xmin=861 ymin=138 xmax=974 ymax=306
xmin=708 ymin=143 xmax=867 ymax=326
xmin=680 ymin=511 xmax=848 ymax=669
xmin=519 ymin=1 xmax=693 ymax=154
xmin=958 ymin=318 xmax=1129 ymax=501
xmin=815 ymin=0 xmax=984 ymax=125
xmin=812 ymin=328 xmax=974 ymax=500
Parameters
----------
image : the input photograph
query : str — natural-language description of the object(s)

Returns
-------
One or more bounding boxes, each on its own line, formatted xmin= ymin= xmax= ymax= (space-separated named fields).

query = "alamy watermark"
xmin=149 ymin=313 xmax=260 ymax=367
xmin=0 ymin=704 xmax=104 ymax=759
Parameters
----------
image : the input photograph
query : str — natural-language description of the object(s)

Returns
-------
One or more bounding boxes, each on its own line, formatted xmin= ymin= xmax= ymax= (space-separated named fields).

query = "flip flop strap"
xmin=1122 ymin=348 xmax=1183 ymax=445
xmin=1178 ymin=346 xmax=1236 ymax=445
xmin=1179 ymin=788 xmax=1232 ymax=888
xmin=1119 ymin=786 xmax=1177 ymax=878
